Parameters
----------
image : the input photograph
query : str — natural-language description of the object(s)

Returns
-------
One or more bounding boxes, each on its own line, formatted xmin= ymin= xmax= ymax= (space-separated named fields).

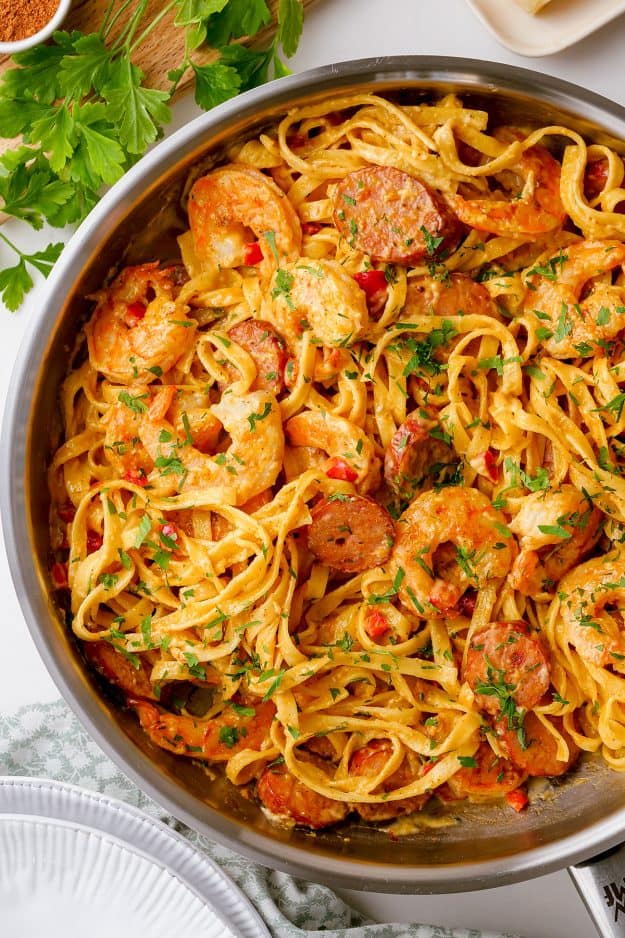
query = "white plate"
xmin=0 ymin=777 xmax=269 ymax=938
xmin=465 ymin=0 xmax=625 ymax=56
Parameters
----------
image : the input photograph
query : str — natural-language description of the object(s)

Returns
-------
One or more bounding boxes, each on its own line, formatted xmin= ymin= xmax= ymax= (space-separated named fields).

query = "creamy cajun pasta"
xmin=48 ymin=91 xmax=625 ymax=830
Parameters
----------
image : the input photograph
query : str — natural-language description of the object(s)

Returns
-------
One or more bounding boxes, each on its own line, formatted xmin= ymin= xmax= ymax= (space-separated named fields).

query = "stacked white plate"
xmin=466 ymin=0 xmax=625 ymax=55
xmin=0 ymin=777 xmax=269 ymax=938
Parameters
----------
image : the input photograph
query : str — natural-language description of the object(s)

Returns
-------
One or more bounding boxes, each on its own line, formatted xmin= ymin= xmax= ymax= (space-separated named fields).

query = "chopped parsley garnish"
xmin=118 ymin=391 xmax=148 ymax=414
xmin=247 ymin=401 xmax=272 ymax=431
xmin=420 ymin=225 xmax=444 ymax=256
xmin=271 ymin=268 xmax=295 ymax=309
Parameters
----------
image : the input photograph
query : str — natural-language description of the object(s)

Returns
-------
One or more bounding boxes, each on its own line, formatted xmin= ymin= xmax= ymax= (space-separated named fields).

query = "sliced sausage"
xmin=228 ymin=320 xmax=288 ymax=394
xmin=496 ymin=713 xmax=580 ymax=777
xmin=257 ymin=762 xmax=348 ymax=829
xmin=446 ymin=742 xmax=526 ymax=801
xmin=384 ymin=411 xmax=455 ymax=501
xmin=306 ymin=494 xmax=395 ymax=573
xmin=349 ymin=740 xmax=429 ymax=822
xmin=464 ymin=622 xmax=551 ymax=716
xmin=83 ymin=640 xmax=157 ymax=700
xmin=332 ymin=166 xmax=460 ymax=264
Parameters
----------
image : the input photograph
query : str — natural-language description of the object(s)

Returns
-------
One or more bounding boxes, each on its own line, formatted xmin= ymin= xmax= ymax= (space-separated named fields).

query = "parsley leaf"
xmin=205 ymin=0 xmax=271 ymax=46
xmin=192 ymin=61 xmax=242 ymax=109
xmin=277 ymin=0 xmax=304 ymax=57
xmin=102 ymin=57 xmax=171 ymax=154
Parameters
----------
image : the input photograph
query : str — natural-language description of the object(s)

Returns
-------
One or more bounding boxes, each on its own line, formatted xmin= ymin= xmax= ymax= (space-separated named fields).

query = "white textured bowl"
xmin=0 ymin=0 xmax=71 ymax=55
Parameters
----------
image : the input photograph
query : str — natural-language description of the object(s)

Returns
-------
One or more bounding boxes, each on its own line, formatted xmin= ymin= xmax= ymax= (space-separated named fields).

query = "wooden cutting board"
xmin=0 ymin=0 xmax=319 ymax=93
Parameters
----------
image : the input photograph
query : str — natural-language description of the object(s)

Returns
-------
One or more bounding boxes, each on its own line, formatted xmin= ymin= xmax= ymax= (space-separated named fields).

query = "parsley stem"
xmin=102 ymin=0 xmax=138 ymax=43
xmin=0 ymin=231 xmax=23 ymax=259
xmin=100 ymin=0 xmax=121 ymax=39
xmin=111 ymin=0 xmax=149 ymax=52
xmin=129 ymin=0 xmax=179 ymax=55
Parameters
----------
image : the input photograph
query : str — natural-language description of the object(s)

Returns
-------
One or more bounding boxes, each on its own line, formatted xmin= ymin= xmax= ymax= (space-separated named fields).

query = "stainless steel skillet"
xmin=3 ymin=55 xmax=625 ymax=936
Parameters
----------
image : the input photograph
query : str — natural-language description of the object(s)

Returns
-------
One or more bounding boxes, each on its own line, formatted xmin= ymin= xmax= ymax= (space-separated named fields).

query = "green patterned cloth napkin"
xmin=0 ymin=699 xmax=520 ymax=938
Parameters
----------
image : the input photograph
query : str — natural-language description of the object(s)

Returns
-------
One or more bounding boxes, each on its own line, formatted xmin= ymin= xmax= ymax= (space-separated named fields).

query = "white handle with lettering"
xmin=570 ymin=846 xmax=625 ymax=937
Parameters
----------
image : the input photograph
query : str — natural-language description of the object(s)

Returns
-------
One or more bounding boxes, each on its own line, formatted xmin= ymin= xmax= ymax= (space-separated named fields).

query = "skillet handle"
xmin=569 ymin=845 xmax=625 ymax=937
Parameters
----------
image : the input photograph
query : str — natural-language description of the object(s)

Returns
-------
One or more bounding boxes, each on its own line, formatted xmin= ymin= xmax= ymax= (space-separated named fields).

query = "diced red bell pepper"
xmin=58 ymin=501 xmax=76 ymax=523
xmin=583 ymin=158 xmax=625 ymax=212
xmin=87 ymin=531 xmax=103 ymax=553
xmin=287 ymin=133 xmax=307 ymax=149
xmin=125 ymin=301 xmax=146 ymax=326
xmin=483 ymin=448 xmax=499 ymax=483
xmin=366 ymin=610 xmax=390 ymax=640
xmin=123 ymin=469 xmax=148 ymax=487
xmin=50 ymin=562 xmax=68 ymax=589
xmin=354 ymin=269 xmax=388 ymax=317
xmin=506 ymin=789 xmax=529 ymax=813
xmin=584 ymin=159 xmax=609 ymax=200
xmin=244 ymin=241 xmax=264 ymax=266
xmin=160 ymin=522 xmax=178 ymax=543
xmin=456 ymin=590 xmax=477 ymax=618
xmin=302 ymin=222 xmax=321 ymax=236
xmin=354 ymin=269 xmax=388 ymax=298
xmin=325 ymin=457 xmax=359 ymax=483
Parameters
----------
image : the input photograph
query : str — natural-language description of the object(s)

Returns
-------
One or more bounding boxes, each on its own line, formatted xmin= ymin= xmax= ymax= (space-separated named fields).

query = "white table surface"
xmin=3 ymin=0 xmax=625 ymax=934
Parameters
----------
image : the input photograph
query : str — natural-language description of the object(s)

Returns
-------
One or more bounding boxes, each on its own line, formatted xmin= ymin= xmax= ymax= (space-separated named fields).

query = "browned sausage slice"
xmin=349 ymin=740 xmax=429 ymax=822
xmin=257 ymin=762 xmax=348 ymax=829
xmin=446 ymin=742 xmax=526 ymax=800
xmin=384 ymin=411 xmax=455 ymax=500
xmin=464 ymin=622 xmax=551 ymax=716
xmin=83 ymin=640 xmax=157 ymax=700
xmin=228 ymin=320 xmax=288 ymax=394
xmin=306 ymin=494 xmax=395 ymax=573
xmin=496 ymin=713 xmax=580 ymax=777
xmin=333 ymin=166 xmax=460 ymax=264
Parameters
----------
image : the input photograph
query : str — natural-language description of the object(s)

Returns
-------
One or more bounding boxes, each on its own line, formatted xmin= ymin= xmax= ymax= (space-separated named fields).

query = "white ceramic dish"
xmin=0 ymin=777 xmax=269 ymax=938
xmin=0 ymin=0 xmax=71 ymax=55
xmin=465 ymin=0 xmax=625 ymax=56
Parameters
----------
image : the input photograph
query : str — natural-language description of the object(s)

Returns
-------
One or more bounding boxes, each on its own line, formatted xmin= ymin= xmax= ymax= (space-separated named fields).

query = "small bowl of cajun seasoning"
xmin=0 ymin=0 xmax=71 ymax=54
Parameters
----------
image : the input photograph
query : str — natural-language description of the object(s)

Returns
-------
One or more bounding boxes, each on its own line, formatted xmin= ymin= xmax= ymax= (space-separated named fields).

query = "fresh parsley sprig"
xmin=0 ymin=0 xmax=306 ymax=311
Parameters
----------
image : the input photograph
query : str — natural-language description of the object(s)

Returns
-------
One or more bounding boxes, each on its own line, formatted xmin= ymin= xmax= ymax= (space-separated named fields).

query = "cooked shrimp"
xmin=131 ymin=698 xmax=275 ymax=761
xmin=257 ymin=761 xmax=348 ymax=829
xmin=286 ymin=408 xmax=379 ymax=492
xmin=349 ymin=740 xmax=430 ymax=822
xmin=389 ymin=487 xmax=516 ymax=617
xmin=464 ymin=621 xmax=551 ymax=716
xmin=168 ymin=387 xmax=222 ymax=453
xmin=104 ymin=384 xmax=222 ymax=480
xmin=446 ymin=742 xmax=526 ymax=802
xmin=139 ymin=389 xmax=285 ymax=503
xmin=269 ymin=259 xmax=369 ymax=349
xmin=525 ymin=240 xmax=625 ymax=358
xmin=558 ymin=552 xmax=625 ymax=670
xmin=508 ymin=485 xmax=602 ymax=595
xmin=404 ymin=272 xmax=496 ymax=319
xmin=448 ymin=130 xmax=566 ymax=237
xmin=83 ymin=640 xmax=157 ymax=700
xmin=188 ymin=165 xmax=301 ymax=272
xmin=86 ymin=263 xmax=196 ymax=383
xmin=104 ymin=389 xmax=154 ymax=484
xmin=496 ymin=713 xmax=580 ymax=777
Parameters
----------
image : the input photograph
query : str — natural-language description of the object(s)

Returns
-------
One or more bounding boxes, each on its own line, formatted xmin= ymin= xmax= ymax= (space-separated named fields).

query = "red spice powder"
xmin=0 ymin=0 xmax=61 ymax=43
